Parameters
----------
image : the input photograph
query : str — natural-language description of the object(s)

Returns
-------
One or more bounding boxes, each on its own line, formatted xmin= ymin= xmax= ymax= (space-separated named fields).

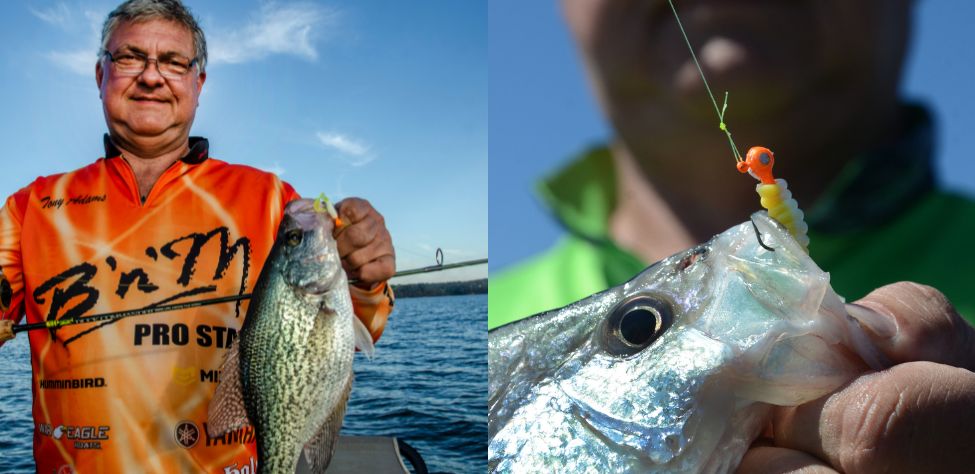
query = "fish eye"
xmin=601 ymin=295 xmax=673 ymax=357
xmin=286 ymin=229 xmax=303 ymax=247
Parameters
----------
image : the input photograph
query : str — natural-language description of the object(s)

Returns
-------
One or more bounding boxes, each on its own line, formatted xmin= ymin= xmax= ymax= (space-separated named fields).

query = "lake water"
xmin=0 ymin=294 xmax=487 ymax=473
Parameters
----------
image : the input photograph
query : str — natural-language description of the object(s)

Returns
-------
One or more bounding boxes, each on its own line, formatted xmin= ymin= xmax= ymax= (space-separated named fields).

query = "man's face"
xmin=96 ymin=19 xmax=205 ymax=151
xmin=561 ymin=0 xmax=912 ymax=164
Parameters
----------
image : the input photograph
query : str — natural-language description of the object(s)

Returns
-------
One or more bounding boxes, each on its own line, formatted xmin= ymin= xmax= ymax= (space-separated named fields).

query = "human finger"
xmin=737 ymin=446 xmax=837 ymax=474
xmin=0 ymin=319 xmax=14 ymax=343
xmin=335 ymin=214 xmax=381 ymax=259
xmin=771 ymin=361 xmax=975 ymax=474
xmin=346 ymin=254 xmax=395 ymax=288
xmin=335 ymin=197 xmax=377 ymax=227
xmin=846 ymin=281 xmax=975 ymax=370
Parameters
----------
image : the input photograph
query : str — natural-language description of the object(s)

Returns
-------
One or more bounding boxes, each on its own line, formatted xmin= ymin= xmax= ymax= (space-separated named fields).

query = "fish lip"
xmin=298 ymin=267 xmax=343 ymax=297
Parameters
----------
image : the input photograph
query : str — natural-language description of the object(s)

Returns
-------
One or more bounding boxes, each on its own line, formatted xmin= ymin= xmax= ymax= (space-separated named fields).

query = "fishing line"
xmin=666 ymin=1 xmax=811 ymax=250
xmin=3 ymin=249 xmax=487 ymax=337
xmin=667 ymin=0 xmax=743 ymax=162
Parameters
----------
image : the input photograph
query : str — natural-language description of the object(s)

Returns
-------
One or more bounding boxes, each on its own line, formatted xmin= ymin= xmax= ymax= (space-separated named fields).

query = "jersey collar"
xmin=103 ymin=134 xmax=210 ymax=164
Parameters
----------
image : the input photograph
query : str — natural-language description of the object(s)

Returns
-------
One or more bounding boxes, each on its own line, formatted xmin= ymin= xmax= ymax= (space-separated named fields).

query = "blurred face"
xmin=561 ymin=0 xmax=912 ymax=178
xmin=96 ymin=19 xmax=205 ymax=154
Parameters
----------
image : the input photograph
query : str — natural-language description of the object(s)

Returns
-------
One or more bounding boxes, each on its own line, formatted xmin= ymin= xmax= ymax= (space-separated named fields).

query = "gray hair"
xmin=100 ymin=0 xmax=208 ymax=73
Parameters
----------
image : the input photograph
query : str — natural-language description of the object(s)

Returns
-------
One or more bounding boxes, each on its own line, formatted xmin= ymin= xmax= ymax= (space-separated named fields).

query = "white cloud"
xmin=209 ymin=2 xmax=336 ymax=65
xmin=316 ymin=132 xmax=368 ymax=156
xmin=47 ymin=49 xmax=98 ymax=76
xmin=32 ymin=4 xmax=107 ymax=76
xmin=316 ymin=131 xmax=376 ymax=166
xmin=37 ymin=3 xmax=332 ymax=76
xmin=30 ymin=3 xmax=71 ymax=27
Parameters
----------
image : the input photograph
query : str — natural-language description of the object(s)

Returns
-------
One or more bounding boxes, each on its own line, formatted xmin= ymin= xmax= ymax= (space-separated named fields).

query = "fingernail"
xmin=845 ymin=303 xmax=897 ymax=340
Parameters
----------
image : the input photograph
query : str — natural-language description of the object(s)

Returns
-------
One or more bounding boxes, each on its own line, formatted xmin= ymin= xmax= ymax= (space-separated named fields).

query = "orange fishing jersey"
xmin=0 ymin=138 xmax=394 ymax=473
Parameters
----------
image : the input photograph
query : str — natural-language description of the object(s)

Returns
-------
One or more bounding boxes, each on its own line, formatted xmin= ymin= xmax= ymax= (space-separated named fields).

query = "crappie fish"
xmin=488 ymin=212 xmax=886 ymax=473
xmin=208 ymin=198 xmax=375 ymax=473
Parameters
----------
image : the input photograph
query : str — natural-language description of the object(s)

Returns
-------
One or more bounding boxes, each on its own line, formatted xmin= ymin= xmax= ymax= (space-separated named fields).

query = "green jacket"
xmin=489 ymin=106 xmax=975 ymax=329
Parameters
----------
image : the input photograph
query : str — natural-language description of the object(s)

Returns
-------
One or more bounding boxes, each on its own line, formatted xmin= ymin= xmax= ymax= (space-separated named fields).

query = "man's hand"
xmin=738 ymin=282 xmax=975 ymax=473
xmin=334 ymin=198 xmax=395 ymax=289
xmin=0 ymin=319 xmax=13 ymax=343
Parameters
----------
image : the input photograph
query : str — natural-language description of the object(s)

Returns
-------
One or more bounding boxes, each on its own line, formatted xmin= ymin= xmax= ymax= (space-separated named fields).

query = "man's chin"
xmin=113 ymin=124 xmax=183 ymax=148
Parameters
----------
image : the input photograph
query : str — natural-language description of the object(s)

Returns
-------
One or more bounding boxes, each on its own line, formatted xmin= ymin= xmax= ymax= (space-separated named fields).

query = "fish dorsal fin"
xmin=353 ymin=314 xmax=375 ymax=359
xmin=206 ymin=341 xmax=252 ymax=437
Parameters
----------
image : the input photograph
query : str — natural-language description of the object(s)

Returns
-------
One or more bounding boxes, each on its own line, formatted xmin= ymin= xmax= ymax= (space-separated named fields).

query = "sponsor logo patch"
xmin=223 ymin=456 xmax=258 ymax=474
xmin=172 ymin=366 xmax=196 ymax=386
xmin=39 ymin=377 xmax=106 ymax=390
xmin=203 ymin=423 xmax=255 ymax=447
xmin=38 ymin=423 xmax=110 ymax=449
xmin=175 ymin=420 xmax=201 ymax=449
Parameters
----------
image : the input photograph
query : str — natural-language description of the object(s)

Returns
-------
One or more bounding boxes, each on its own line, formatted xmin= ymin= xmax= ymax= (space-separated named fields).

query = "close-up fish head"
xmin=279 ymin=198 xmax=343 ymax=298
xmin=489 ymin=212 xmax=879 ymax=473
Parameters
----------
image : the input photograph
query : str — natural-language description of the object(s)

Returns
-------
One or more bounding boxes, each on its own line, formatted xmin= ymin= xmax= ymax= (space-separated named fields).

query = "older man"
xmin=491 ymin=0 xmax=975 ymax=472
xmin=0 ymin=0 xmax=394 ymax=471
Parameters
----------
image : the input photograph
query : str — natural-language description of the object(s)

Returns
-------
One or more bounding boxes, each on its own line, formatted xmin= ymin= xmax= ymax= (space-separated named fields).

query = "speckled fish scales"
xmin=208 ymin=199 xmax=374 ymax=473
xmin=488 ymin=212 xmax=884 ymax=473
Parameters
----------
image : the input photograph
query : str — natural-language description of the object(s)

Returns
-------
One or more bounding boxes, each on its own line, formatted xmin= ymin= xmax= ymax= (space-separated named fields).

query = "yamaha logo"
xmin=174 ymin=420 xmax=200 ymax=449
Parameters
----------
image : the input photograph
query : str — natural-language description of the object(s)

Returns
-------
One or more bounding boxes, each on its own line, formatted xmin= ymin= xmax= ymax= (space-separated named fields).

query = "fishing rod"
xmin=1 ymin=250 xmax=487 ymax=340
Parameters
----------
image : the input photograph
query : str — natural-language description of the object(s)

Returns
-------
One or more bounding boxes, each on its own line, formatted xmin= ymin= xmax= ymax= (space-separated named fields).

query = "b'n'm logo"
xmin=173 ymin=366 xmax=196 ymax=386
xmin=174 ymin=420 xmax=200 ymax=449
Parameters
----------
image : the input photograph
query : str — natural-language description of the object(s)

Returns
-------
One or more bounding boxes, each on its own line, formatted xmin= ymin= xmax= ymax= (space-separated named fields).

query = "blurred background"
xmin=490 ymin=0 xmax=975 ymax=273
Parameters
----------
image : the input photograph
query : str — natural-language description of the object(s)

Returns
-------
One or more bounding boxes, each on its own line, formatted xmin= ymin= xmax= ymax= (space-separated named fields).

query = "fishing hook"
xmin=751 ymin=218 xmax=775 ymax=252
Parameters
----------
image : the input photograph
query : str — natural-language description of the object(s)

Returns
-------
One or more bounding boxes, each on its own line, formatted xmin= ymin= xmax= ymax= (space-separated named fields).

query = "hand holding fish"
xmin=334 ymin=198 xmax=395 ymax=288
xmin=488 ymin=214 xmax=965 ymax=473
xmin=739 ymin=282 xmax=975 ymax=474
xmin=0 ymin=319 xmax=12 ymax=343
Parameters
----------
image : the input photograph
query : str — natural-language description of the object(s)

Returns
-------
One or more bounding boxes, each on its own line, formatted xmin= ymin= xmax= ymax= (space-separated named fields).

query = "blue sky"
xmin=490 ymin=1 xmax=975 ymax=273
xmin=0 ymin=0 xmax=487 ymax=284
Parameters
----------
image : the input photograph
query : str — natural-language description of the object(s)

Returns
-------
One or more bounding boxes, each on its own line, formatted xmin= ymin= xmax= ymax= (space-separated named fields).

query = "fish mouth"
xmin=298 ymin=266 xmax=343 ymax=297
xmin=286 ymin=199 xmax=336 ymax=234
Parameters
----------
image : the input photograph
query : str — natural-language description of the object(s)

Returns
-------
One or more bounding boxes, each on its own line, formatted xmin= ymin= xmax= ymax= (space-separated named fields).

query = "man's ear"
xmin=95 ymin=61 xmax=104 ymax=97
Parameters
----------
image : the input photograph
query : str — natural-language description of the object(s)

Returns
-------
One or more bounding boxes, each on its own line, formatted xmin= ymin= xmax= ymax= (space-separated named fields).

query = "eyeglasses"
xmin=102 ymin=50 xmax=198 ymax=79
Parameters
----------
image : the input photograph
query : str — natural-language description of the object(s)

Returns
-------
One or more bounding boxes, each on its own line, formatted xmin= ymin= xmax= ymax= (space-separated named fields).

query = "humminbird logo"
xmin=39 ymin=377 xmax=106 ymax=389
xmin=203 ymin=423 xmax=255 ymax=447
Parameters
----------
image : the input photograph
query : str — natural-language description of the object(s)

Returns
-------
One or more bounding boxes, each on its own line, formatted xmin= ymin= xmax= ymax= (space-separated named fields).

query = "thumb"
xmin=845 ymin=281 xmax=975 ymax=370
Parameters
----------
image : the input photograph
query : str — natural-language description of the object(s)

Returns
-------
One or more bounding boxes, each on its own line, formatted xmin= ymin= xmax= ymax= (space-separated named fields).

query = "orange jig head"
xmin=737 ymin=146 xmax=776 ymax=185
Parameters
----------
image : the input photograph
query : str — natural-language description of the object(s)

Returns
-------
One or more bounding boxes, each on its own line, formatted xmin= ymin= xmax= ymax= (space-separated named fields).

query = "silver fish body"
xmin=488 ymin=213 xmax=882 ymax=473
xmin=209 ymin=198 xmax=373 ymax=473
